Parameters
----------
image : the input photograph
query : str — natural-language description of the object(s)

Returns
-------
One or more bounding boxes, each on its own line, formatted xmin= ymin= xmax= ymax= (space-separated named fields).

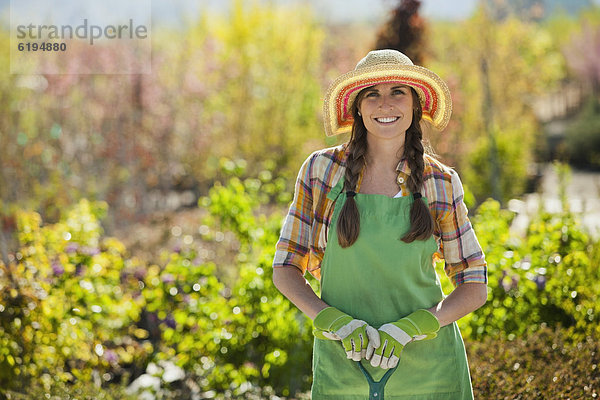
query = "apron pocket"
xmin=383 ymin=324 xmax=463 ymax=396
xmin=312 ymin=339 xmax=371 ymax=397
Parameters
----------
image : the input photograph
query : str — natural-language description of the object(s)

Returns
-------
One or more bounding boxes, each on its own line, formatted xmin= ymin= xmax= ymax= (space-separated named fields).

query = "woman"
xmin=272 ymin=49 xmax=488 ymax=399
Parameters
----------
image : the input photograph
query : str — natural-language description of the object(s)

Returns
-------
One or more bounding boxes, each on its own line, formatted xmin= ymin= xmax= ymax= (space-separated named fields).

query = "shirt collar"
xmin=396 ymin=158 xmax=412 ymax=176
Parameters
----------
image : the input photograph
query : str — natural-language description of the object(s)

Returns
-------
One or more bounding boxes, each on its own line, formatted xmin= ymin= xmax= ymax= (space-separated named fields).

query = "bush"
xmin=2 ymin=168 xmax=599 ymax=398
xmin=1 ymin=379 xmax=137 ymax=400
xmin=0 ymin=199 xmax=148 ymax=389
xmin=564 ymin=96 xmax=600 ymax=169
xmin=468 ymin=326 xmax=599 ymax=399
xmin=197 ymin=168 xmax=313 ymax=396
xmin=0 ymin=0 xmax=324 ymax=228
xmin=0 ymin=171 xmax=313 ymax=398
xmin=463 ymin=196 xmax=600 ymax=341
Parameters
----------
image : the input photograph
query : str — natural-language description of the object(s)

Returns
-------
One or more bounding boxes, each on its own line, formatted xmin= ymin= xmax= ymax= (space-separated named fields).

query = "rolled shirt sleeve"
xmin=272 ymin=153 xmax=315 ymax=275
xmin=438 ymin=169 xmax=488 ymax=287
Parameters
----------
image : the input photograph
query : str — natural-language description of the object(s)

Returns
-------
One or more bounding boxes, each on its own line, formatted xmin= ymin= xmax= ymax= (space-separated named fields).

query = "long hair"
xmin=336 ymin=87 xmax=434 ymax=248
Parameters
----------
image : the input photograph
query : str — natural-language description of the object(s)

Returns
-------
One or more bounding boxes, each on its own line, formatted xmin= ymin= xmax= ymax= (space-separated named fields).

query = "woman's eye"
xmin=366 ymin=92 xmax=378 ymax=97
xmin=393 ymin=89 xmax=406 ymax=95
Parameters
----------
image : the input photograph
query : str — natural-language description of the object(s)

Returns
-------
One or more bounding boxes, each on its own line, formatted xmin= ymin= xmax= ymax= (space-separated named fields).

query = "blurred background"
xmin=0 ymin=0 xmax=599 ymax=398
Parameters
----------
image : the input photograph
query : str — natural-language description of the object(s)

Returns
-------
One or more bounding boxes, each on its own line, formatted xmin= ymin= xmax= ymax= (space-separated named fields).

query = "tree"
xmin=374 ymin=0 xmax=428 ymax=64
xmin=563 ymin=12 xmax=600 ymax=96
xmin=427 ymin=6 xmax=566 ymax=203
xmin=0 ymin=0 xmax=325 ymax=244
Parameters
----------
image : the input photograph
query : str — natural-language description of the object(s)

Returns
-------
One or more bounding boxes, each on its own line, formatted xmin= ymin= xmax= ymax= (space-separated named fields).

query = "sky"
xmin=157 ymin=0 xmax=480 ymax=24
xmin=160 ymin=0 xmax=481 ymax=24
xmin=0 ymin=0 xmax=488 ymax=30
xmin=1 ymin=0 xmax=599 ymax=29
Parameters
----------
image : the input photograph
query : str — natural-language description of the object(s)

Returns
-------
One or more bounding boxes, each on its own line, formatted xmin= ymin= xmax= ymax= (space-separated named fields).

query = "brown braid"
xmin=336 ymin=90 xmax=369 ymax=248
xmin=401 ymin=88 xmax=434 ymax=242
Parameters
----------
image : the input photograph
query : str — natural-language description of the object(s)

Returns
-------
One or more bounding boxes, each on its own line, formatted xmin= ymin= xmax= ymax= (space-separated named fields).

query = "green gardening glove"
xmin=313 ymin=307 xmax=380 ymax=361
xmin=368 ymin=309 xmax=440 ymax=369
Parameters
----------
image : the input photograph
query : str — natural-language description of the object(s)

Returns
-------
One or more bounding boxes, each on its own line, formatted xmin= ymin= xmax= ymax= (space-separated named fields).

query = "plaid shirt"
xmin=273 ymin=144 xmax=487 ymax=287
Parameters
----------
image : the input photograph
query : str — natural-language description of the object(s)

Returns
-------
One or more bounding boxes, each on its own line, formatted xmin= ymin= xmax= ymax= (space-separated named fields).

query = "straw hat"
xmin=323 ymin=49 xmax=452 ymax=136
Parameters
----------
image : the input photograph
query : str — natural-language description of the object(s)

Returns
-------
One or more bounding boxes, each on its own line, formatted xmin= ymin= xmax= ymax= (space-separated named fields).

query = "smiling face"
xmin=357 ymin=82 xmax=415 ymax=142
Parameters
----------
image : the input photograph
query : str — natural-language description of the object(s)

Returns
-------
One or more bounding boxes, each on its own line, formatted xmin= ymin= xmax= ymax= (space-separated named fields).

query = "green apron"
xmin=311 ymin=180 xmax=474 ymax=400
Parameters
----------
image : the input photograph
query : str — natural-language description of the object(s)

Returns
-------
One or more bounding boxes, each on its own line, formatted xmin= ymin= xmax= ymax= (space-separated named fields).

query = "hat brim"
xmin=323 ymin=64 xmax=452 ymax=136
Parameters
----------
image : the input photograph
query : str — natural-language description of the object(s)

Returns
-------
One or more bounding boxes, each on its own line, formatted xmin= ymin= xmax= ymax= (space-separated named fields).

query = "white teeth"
xmin=375 ymin=117 xmax=399 ymax=123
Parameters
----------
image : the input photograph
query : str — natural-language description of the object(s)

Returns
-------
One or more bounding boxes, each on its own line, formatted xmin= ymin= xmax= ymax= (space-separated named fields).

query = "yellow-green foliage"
xmin=0 ymin=200 xmax=147 ymax=386
xmin=2 ymin=169 xmax=600 ymax=397
xmin=0 ymin=0 xmax=325 ymax=223
xmin=429 ymin=8 xmax=566 ymax=202
xmin=0 ymin=179 xmax=312 ymax=397
xmin=204 ymin=0 xmax=325 ymax=170
xmin=464 ymin=194 xmax=600 ymax=341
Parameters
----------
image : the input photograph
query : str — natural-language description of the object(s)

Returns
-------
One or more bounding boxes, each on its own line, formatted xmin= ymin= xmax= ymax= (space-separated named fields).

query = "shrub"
xmin=0 ymin=171 xmax=313 ymax=398
xmin=564 ymin=96 xmax=600 ymax=169
xmin=1 ymin=379 xmax=137 ymax=400
xmin=2 ymin=168 xmax=599 ymax=398
xmin=464 ymin=166 xmax=600 ymax=341
xmin=197 ymin=168 xmax=313 ymax=396
xmin=468 ymin=326 xmax=599 ymax=399
xmin=431 ymin=178 xmax=600 ymax=346
xmin=0 ymin=199 xmax=148 ymax=390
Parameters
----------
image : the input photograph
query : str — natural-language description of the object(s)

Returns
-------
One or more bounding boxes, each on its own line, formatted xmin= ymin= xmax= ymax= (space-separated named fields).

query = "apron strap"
xmin=356 ymin=362 xmax=399 ymax=400
xmin=326 ymin=178 xmax=345 ymax=201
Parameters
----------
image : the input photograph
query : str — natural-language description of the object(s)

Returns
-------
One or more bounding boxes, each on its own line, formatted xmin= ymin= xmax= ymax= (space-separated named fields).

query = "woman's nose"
xmin=378 ymin=94 xmax=392 ymax=108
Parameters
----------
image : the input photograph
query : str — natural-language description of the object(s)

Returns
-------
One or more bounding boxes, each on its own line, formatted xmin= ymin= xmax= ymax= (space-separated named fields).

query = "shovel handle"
xmin=356 ymin=362 xmax=398 ymax=400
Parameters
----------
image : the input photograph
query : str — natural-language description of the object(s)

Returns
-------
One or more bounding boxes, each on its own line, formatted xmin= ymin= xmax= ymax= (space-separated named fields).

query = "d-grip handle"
xmin=356 ymin=361 xmax=398 ymax=400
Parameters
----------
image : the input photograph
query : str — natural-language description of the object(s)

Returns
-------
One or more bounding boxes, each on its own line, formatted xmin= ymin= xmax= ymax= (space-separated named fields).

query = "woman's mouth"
xmin=374 ymin=117 xmax=400 ymax=124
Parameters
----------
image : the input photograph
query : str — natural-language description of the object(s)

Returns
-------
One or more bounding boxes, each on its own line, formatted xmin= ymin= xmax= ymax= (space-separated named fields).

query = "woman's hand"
xmin=367 ymin=309 xmax=439 ymax=369
xmin=313 ymin=307 xmax=380 ymax=361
